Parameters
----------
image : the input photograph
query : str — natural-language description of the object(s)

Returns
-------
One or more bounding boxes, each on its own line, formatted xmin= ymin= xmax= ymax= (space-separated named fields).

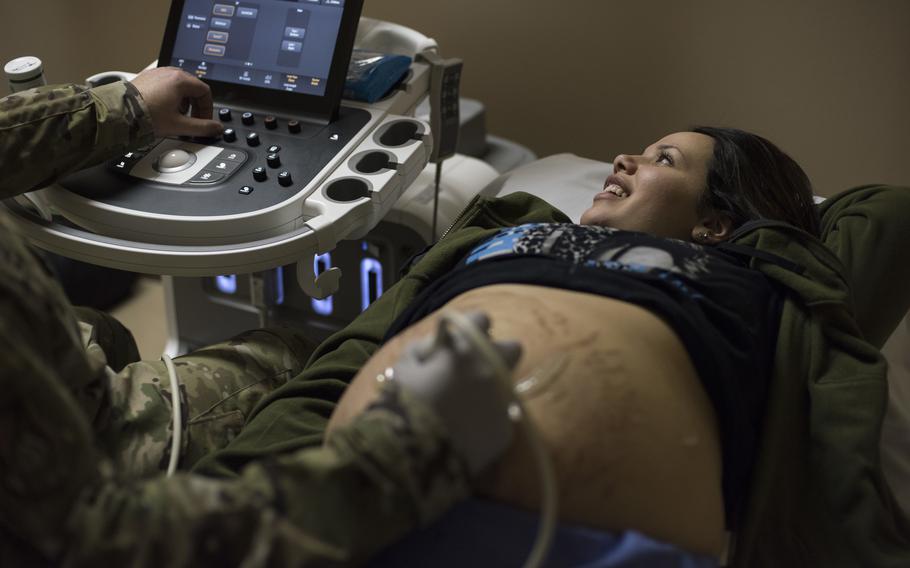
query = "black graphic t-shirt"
xmin=386 ymin=223 xmax=784 ymax=527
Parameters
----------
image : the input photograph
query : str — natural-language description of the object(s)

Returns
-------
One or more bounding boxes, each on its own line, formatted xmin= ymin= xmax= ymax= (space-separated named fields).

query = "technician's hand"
xmin=390 ymin=311 xmax=522 ymax=475
xmin=129 ymin=67 xmax=223 ymax=138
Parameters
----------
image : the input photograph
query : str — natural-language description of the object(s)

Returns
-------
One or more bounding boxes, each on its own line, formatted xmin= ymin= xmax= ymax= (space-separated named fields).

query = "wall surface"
xmin=2 ymin=0 xmax=907 ymax=196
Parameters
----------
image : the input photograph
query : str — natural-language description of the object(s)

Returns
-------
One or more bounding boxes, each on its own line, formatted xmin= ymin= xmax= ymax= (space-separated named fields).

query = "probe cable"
xmin=161 ymin=353 xmax=182 ymax=477
xmin=435 ymin=311 xmax=558 ymax=568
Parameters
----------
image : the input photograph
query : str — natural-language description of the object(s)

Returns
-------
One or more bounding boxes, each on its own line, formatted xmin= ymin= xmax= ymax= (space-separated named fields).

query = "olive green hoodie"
xmin=200 ymin=190 xmax=910 ymax=566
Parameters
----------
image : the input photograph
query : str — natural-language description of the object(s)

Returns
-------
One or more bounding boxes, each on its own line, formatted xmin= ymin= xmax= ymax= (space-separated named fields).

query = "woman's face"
xmin=580 ymin=131 xmax=716 ymax=241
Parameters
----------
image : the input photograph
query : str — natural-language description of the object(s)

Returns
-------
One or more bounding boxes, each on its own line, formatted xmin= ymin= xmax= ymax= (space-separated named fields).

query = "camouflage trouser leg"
xmin=83 ymin=321 xmax=318 ymax=478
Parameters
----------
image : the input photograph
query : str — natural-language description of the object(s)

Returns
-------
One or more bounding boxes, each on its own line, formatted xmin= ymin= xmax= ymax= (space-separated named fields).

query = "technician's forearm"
xmin=63 ymin=384 xmax=470 ymax=567
xmin=0 ymin=81 xmax=154 ymax=197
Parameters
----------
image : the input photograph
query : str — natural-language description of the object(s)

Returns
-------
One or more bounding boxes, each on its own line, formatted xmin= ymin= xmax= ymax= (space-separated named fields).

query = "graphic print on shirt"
xmin=464 ymin=223 xmax=713 ymax=288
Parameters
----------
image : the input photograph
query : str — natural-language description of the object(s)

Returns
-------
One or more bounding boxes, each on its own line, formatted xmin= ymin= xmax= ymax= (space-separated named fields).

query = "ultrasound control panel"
xmin=5 ymin=7 xmax=439 ymax=299
xmin=76 ymin=105 xmax=375 ymax=219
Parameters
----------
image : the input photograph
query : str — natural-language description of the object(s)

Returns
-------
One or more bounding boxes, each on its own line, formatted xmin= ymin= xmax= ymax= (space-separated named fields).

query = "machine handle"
xmin=0 ymin=198 xmax=341 ymax=298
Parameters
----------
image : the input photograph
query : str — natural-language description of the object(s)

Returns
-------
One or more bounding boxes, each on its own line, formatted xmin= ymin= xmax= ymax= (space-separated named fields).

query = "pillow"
xmin=479 ymin=153 xmax=612 ymax=222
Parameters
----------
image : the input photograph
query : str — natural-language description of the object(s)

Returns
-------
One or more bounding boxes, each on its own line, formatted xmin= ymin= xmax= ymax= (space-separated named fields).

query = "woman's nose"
xmin=613 ymin=153 xmax=637 ymax=173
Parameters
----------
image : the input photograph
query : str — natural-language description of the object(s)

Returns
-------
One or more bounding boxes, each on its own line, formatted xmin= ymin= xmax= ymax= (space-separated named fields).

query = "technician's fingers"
xmin=190 ymin=95 xmax=215 ymax=120
xmin=493 ymin=339 xmax=522 ymax=369
xmin=172 ymin=113 xmax=224 ymax=138
xmin=174 ymin=71 xmax=217 ymax=127
xmin=461 ymin=310 xmax=491 ymax=334
xmin=405 ymin=335 xmax=436 ymax=362
xmin=129 ymin=67 xmax=222 ymax=138
xmin=180 ymin=77 xmax=215 ymax=121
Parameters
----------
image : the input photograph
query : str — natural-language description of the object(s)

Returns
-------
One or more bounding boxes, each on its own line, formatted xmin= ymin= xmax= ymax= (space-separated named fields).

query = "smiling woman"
xmin=580 ymin=131 xmax=718 ymax=241
xmin=580 ymin=128 xmax=820 ymax=241
xmin=327 ymin=127 xmax=821 ymax=558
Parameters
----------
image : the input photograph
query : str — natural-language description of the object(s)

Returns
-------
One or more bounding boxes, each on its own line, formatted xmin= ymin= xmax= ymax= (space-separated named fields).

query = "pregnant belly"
xmin=326 ymin=284 xmax=727 ymax=557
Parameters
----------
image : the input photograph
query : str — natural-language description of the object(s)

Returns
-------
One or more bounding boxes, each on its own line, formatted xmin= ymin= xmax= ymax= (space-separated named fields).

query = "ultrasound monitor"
xmin=159 ymin=0 xmax=364 ymax=123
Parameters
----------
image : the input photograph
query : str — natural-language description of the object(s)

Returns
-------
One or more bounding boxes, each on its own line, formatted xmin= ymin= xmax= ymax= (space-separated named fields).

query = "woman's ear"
xmin=691 ymin=213 xmax=734 ymax=244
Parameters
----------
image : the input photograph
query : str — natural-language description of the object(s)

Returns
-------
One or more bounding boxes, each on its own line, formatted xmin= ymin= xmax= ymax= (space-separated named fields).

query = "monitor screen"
xmin=168 ymin=0 xmax=347 ymax=97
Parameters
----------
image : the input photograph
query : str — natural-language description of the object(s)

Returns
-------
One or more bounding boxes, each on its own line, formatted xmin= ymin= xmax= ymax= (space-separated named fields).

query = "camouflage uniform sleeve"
xmin=0 ymin=80 xmax=154 ymax=198
xmin=263 ymin=381 xmax=473 ymax=563
xmin=64 ymin=382 xmax=471 ymax=567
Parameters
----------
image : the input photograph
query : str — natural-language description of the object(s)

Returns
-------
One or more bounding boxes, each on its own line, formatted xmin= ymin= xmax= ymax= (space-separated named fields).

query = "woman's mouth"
xmin=594 ymin=183 xmax=629 ymax=201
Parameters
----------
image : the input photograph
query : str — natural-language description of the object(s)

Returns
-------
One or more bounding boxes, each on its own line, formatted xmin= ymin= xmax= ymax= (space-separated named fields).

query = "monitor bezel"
xmin=157 ymin=0 xmax=364 ymax=124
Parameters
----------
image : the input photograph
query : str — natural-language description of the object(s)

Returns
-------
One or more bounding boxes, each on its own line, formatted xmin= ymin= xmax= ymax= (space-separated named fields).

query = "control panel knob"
xmin=222 ymin=128 xmax=236 ymax=142
xmin=264 ymin=116 xmax=278 ymax=130
xmin=252 ymin=167 xmax=267 ymax=182
xmin=287 ymin=120 xmax=301 ymax=134
xmin=246 ymin=132 xmax=260 ymax=147
xmin=277 ymin=171 xmax=293 ymax=187
xmin=218 ymin=108 xmax=232 ymax=121
xmin=241 ymin=112 xmax=255 ymax=125
xmin=266 ymin=153 xmax=281 ymax=168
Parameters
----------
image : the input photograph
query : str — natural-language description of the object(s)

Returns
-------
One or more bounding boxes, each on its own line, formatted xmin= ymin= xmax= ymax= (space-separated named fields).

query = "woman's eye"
xmin=657 ymin=151 xmax=674 ymax=166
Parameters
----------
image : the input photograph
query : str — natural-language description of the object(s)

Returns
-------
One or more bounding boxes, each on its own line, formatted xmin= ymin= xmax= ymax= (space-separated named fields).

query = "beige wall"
xmin=3 ymin=0 xmax=908 ymax=196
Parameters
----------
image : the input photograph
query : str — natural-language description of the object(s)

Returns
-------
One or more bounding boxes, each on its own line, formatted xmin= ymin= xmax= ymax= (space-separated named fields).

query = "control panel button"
xmin=187 ymin=170 xmax=226 ymax=185
xmin=267 ymin=144 xmax=281 ymax=153
xmin=252 ymin=167 xmax=267 ymax=182
xmin=216 ymin=148 xmax=247 ymax=163
xmin=266 ymin=153 xmax=281 ymax=168
xmin=287 ymin=120 xmax=301 ymax=134
xmin=241 ymin=112 xmax=255 ymax=125
xmin=218 ymin=108 xmax=232 ymax=121
xmin=222 ymin=128 xmax=236 ymax=142
xmin=155 ymin=149 xmax=197 ymax=173
xmin=239 ymin=185 xmax=253 ymax=195
xmin=206 ymin=158 xmax=241 ymax=175
xmin=277 ymin=171 xmax=293 ymax=187
xmin=246 ymin=132 xmax=260 ymax=147
xmin=264 ymin=116 xmax=278 ymax=130
xmin=111 ymin=150 xmax=144 ymax=172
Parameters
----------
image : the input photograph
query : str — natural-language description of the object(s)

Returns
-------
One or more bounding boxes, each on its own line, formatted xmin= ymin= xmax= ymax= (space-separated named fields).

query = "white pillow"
xmin=480 ymin=153 xmax=612 ymax=222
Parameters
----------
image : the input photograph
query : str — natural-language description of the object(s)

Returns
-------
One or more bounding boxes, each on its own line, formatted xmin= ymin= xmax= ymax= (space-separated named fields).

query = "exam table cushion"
xmin=371 ymin=498 xmax=717 ymax=568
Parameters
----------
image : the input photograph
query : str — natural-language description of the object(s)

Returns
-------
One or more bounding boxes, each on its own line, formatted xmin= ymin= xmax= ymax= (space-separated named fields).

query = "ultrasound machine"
xmin=2 ymin=1 xmax=534 ymax=353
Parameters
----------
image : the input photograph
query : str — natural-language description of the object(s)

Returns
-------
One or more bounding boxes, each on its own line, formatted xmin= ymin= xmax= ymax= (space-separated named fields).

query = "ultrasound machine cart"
xmin=1 ymin=1 xmax=534 ymax=353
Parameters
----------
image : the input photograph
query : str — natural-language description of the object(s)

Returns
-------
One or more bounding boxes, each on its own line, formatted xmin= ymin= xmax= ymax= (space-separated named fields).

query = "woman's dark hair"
xmin=692 ymin=126 xmax=820 ymax=236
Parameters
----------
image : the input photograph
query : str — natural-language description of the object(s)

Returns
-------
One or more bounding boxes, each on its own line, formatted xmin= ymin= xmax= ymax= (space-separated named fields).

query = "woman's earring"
xmin=699 ymin=231 xmax=711 ymax=243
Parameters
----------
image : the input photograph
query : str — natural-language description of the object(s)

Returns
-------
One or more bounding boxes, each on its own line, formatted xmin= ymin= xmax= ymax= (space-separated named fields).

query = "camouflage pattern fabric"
xmin=94 ymin=326 xmax=317 ymax=478
xmin=0 ymin=84 xmax=472 ymax=565
xmin=0 ymin=80 xmax=154 ymax=196
xmin=61 ymin=381 xmax=469 ymax=568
